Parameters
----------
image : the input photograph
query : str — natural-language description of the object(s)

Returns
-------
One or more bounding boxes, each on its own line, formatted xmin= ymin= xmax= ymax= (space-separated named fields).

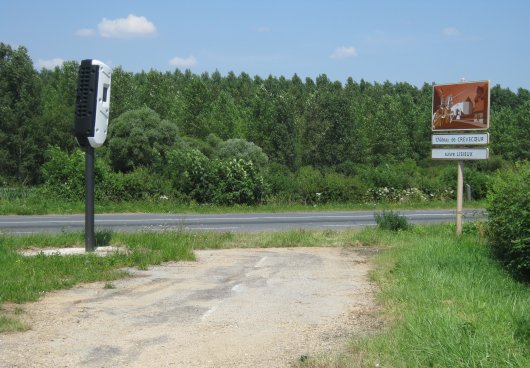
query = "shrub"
xmin=107 ymin=107 xmax=180 ymax=172
xmin=375 ymin=210 xmax=410 ymax=231
xmin=211 ymin=159 xmax=268 ymax=205
xmin=216 ymin=138 xmax=269 ymax=171
xmin=264 ymin=163 xmax=297 ymax=197
xmin=166 ymin=148 xmax=267 ymax=205
xmin=486 ymin=162 xmax=530 ymax=282
xmin=41 ymin=146 xmax=88 ymax=201
xmin=322 ymin=172 xmax=367 ymax=202
xmin=357 ymin=161 xmax=418 ymax=190
xmin=166 ymin=148 xmax=213 ymax=202
xmin=42 ymin=146 xmax=170 ymax=202
xmin=294 ymin=166 xmax=323 ymax=204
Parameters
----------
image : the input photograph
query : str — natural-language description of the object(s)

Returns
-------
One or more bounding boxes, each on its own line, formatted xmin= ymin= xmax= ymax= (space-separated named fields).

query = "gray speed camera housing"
xmin=74 ymin=59 xmax=111 ymax=148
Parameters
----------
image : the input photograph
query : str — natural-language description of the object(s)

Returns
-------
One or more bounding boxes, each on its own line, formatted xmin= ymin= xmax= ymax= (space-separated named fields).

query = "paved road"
xmin=0 ymin=209 xmax=486 ymax=234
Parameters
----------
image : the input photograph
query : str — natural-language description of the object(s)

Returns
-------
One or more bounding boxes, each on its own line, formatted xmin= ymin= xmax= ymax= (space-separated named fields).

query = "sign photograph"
xmin=432 ymin=80 xmax=490 ymax=131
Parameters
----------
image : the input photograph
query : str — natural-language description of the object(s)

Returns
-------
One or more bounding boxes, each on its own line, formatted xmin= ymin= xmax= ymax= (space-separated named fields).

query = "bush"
xmin=216 ymin=138 xmax=269 ymax=171
xmin=357 ymin=161 xmax=418 ymax=189
xmin=166 ymin=148 xmax=267 ymax=205
xmin=486 ymin=162 xmax=530 ymax=282
xmin=41 ymin=146 xmax=170 ymax=202
xmin=294 ymin=166 xmax=323 ymax=204
xmin=264 ymin=163 xmax=297 ymax=197
xmin=375 ymin=210 xmax=410 ymax=231
xmin=107 ymin=107 xmax=180 ymax=172
xmin=322 ymin=172 xmax=367 ymax=202
xmin=41 ymin=147 xmax=87 ymax=201
xmin=211 ymin=159 xmax=268 ymax=205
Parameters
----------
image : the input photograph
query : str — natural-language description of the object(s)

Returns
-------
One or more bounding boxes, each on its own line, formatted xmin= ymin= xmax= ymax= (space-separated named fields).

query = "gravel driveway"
xmin=0 ymin=247 xmax=379 ymax=367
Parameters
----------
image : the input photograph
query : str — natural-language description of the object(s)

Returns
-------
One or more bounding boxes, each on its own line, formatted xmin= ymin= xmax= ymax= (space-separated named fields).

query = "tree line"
xmin=1 ymin=42 xmax=529 ymax=204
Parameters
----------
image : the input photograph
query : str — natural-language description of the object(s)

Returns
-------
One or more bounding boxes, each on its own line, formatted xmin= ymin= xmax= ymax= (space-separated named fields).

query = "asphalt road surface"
xmin=0 ymin=209 xmax=486 ymax=234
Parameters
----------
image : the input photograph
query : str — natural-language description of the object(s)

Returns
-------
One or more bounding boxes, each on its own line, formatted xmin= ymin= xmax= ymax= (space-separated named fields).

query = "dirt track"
xmin=0 ymin=247 xmax=379 ymax=367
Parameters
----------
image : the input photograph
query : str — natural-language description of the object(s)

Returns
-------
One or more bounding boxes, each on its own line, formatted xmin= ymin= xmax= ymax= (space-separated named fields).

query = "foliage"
xmin=216 ymin=138 xmax=269 ymax=170
xmin=211 ymin=159 xmax=267 ymax=205
xmin=0 ymin=43 xmax=44 ymax=183
xmin=374 ymin=210 xmax=410 ymax=231
xmin=294 ymin=166 xmax=323 ymax=204
xmin=165 ymin=148 xmax=267 ymax=205
xmin=107 ymin=107 xmax=180 ymax=172
xmin=486 ymin=162 xmax=530 ymax=282
xmin=41 ymin=146 xmax=170 ymax=202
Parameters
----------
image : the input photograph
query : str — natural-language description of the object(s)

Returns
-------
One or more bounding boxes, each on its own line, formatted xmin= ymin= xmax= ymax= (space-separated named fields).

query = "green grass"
xmin=2 ymin=224 xmax=528 ymax=368
xmin=0 ymin=231 xmax=196 ymax=305
xmin=301 ymin=225 xmax=530 ymax=368
xmin=0 ymin=188 xmax=486 ymax=215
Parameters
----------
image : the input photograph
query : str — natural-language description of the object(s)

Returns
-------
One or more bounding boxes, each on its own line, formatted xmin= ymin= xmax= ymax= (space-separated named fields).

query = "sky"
xmin=1 ymin=0 xmax=529 ymax=91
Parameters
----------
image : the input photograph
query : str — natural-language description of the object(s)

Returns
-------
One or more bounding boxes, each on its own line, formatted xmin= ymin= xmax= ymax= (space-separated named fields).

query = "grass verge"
xmin=0 ymin=193 xmax=485 ymax=215
xmin=301 ymin=225 xmax=530 ymax=368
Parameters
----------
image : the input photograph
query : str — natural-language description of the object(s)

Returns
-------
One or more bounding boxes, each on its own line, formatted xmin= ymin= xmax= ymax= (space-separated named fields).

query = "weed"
xmin=374 ymin=210 xmax=410 ymax=231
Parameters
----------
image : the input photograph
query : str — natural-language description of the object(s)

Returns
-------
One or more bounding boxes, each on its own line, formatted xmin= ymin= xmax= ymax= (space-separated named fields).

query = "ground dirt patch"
xmin=0 ymin=247 xmax=380 ymax=368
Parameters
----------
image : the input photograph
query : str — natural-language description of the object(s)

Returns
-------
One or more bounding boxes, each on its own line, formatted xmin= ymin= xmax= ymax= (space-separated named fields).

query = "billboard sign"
xmin=432 ymin=80 xmax=490 ymax=131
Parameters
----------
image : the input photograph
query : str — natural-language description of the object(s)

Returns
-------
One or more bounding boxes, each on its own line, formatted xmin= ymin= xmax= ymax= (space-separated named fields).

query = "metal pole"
xmin=85 ymin=146 xmax=95 ymax=252
xmin=466 ymin=183 xmax=472 ymax=201
xmin=456 ymin=160 xmax=464 ymax=236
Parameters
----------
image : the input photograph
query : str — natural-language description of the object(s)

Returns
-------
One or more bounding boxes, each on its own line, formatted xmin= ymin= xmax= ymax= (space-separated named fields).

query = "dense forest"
xmin=1 ymin=42 xmax=529 ymax=205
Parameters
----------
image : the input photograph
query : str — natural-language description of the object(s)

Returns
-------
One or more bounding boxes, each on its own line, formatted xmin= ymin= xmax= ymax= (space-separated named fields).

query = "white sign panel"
xmin=432 ymin=148 xmax=489 ymax=160
xmin=432 ymin=133 xmax=489 ymax=145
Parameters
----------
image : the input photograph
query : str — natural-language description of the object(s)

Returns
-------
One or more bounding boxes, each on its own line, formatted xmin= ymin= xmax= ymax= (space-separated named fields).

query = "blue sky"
xmin=1 ymin=0 xmax=529 ymax=90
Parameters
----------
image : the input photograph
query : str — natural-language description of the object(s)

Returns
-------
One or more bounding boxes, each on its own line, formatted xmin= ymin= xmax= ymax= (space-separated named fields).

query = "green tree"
xmin=369 ymin=94 xmax=413 ymax=165
xmin=107 ymin=107 xmax=180 ymax=172
xmin=216 ymin=138 xmax=269 ymax=170
xmin=179 ymin=77 xmax=212 ymax=138
xmin=109 ymin=67 xmax=140 ymax=122
xmin=301 ymin=78 xmax=354 ymax=167
xmin=249 ymin=83 xmax=298 ymax=169
xmin=0 ymin=43 xmax=43 ymax=183
xmin=39 ymin=60 xmax=79 ymax=153
xmin=208 ymin=91 xmax=243 ymax=139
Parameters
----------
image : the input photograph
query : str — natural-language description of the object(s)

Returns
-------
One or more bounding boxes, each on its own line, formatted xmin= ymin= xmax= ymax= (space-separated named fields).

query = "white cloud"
xmin=443 ymin=27 xmax=461 ymax=37
xmin=169 ymin=55 xmax=197 ymax=68
xmin=38 ymin=58 xmax=64 ymax=69
xmin=76 ymin=28 xmax=96 ymax=37
xmin=330 ymin=46 xmax=358 ymax=60
xmin=257 ymin=26 xmax=270 ymax=33
xmin=98 ymin=14 xmax=156 ymax=38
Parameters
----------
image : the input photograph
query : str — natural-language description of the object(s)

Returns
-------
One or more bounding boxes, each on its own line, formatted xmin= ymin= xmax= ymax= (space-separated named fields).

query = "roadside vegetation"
xmin=300 ymin=224 xmax=530 ymax=368
xmin=2 ymin=223 xmax=529 ymax=367
xmin=1 ymin=42 xmax=527 ymax=215
xmin=0 ymin=185 xmax=484 ymax=215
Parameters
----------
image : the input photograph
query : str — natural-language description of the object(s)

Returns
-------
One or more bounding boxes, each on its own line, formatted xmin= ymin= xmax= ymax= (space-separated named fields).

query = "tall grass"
xmin=0 ymin=187 xmax=484 ymax=215
xmin=302 ymin=225 xmax=530 ymax=367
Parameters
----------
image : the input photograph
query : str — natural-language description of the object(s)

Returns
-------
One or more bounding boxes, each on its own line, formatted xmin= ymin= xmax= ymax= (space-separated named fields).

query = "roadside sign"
xmin=432 ymin=81 xmax=490 ymax=131
xmin=432 ymin=133 xmax=489 ymax=145
xmin=432 ymin=148 xmax=489 ymax=160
